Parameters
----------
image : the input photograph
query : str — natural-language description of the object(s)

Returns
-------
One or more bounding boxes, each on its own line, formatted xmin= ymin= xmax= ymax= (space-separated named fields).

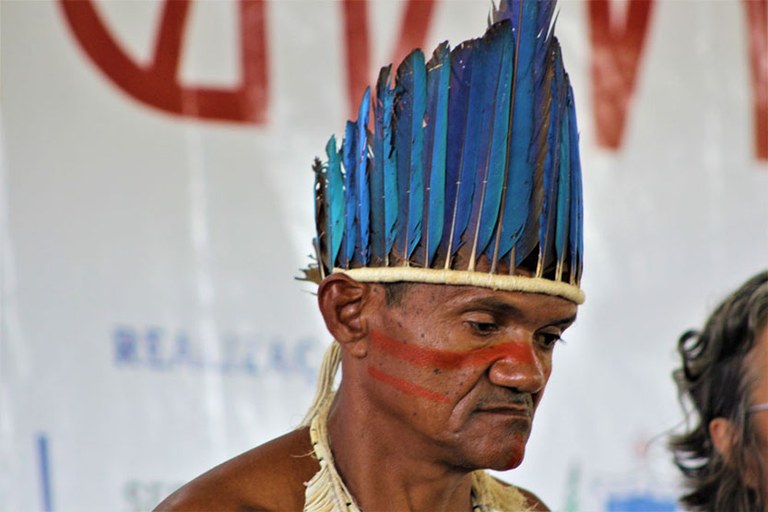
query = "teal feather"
xmin=381 ymin=70 xmax=399 ymax=259
xmin=356 ymin=88 xmax=372 ymax=264
xmin=325 ymin=136 xmax=344 ymax=268
xmin=408 ymin=52 xmax=426 ymax=259
xmin=422 ymin=43 xmax=450 ymax=266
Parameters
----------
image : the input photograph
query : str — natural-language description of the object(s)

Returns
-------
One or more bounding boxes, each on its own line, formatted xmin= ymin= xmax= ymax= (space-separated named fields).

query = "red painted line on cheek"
xmin=367 ymin=366 xmax=452 ymax=404
xmin=369 ymin=330 xmax=535 ymax=369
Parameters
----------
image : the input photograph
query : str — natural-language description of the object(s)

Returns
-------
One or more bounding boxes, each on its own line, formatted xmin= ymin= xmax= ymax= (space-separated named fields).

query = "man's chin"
xmin=460 ymin=440 xmax=527 ymax=472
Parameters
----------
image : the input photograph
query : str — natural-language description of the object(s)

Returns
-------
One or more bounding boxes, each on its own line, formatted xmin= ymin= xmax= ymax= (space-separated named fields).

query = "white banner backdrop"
xmin=1 ymin=1 xmax=766 ymax=511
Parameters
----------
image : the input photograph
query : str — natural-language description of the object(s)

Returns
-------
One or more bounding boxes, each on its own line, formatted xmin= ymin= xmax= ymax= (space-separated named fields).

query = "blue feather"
xmin=441 ymin=40 xmax=476 ymax=266
xmin=566 ymin=83 xmax=583 ymax=283
xmin=325 ymin=136 xmax=344 ymax=268
xmin=514 ymin=28 xmax=557 ymax=268
xmin=394 ymin=50 xmax=426 ymax=261
xmin=422 ymin=43 xmax=450 ymax=266
xmin=371 ymin=71 xmax=387 ymax=264
xmin=408 ymin=52 xmax=426 ymax=259
xmin=474 ymin=22 xmax=515 ymax=259
xmin=538 ymin=43 xmax=566 ymax=274
xmin=554 ymin=96 xmax=570 ymax=274
xmin=342 ymin=121 xmax=357 ymax=267
xmin=356 ymin=88 xmax=372 ymax=264
xmin=381 ymin=71 xmax=399 ymax=259
xmin=451 ymin=40 xmax=490 ymax=260
xmin=460 ymin=27 xmax=501 ymax=264
xmin=394 ymin=60 xmax=412 ymax=261
xmin=491 ymin=0 xmax=542 ymax=262
xmin=312 ymin=159 xmax=326 ymax=270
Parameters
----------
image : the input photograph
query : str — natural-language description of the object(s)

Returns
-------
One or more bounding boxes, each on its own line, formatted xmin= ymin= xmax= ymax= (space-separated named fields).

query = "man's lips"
xmin=475 ymin=404 xmax=532 ymax=418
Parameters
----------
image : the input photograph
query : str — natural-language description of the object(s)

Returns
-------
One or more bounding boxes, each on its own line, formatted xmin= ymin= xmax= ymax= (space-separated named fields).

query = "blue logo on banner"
xmin=37 ymin=433 xmax=53 ymax=512
xmin=113 ymin=325 xmax=320 ymax=381
xmin=606 ymin=494 xmax=678 ymax=511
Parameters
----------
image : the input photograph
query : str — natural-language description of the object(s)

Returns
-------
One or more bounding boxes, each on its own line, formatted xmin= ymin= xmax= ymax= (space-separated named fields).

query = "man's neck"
xmin=326 ymin=388 xmax=475 ymax=512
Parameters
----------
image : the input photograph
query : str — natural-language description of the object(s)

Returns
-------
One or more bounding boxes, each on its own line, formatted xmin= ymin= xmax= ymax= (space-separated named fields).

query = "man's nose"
xmin=487 ymin=342 xmax=546 ymax=393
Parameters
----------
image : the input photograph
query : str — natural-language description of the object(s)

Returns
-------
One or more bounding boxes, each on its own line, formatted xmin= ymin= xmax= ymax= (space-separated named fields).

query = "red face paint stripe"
xmin=367 ymin=366 xmax=452 ymax=404
xmin=369 ymin=331 xmax=535 ymax=369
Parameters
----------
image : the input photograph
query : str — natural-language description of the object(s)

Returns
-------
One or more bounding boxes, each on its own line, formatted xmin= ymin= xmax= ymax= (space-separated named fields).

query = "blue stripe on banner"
xmin=37 ymin=433 xmax=53 ymax=512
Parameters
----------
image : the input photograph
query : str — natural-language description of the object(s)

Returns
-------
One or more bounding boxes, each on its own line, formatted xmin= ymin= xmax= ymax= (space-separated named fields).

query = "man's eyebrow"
xmin=458 ymin=297 xmax=577 ymax=326
xmin=550 ymin=314 xmax=578 ymax=328
xmin=457 ymin=298 xmax=523 ymax=317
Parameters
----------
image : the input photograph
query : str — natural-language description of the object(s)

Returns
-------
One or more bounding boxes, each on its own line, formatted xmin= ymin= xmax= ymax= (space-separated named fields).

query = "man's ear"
xmin=709 ymin=416 xmax=760 ymax=488
xmin=709 ymin=417 xmax=736 ymax=464
xmin=318 ymin=273 xmax=372 ymax=357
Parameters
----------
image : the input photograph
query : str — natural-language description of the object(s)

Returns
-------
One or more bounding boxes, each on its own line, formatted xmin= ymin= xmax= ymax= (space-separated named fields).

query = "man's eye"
xmin=468 ymin=321 xmax=498 ymax=335
xmin=536 ymin=332 xmax=562 ymax=349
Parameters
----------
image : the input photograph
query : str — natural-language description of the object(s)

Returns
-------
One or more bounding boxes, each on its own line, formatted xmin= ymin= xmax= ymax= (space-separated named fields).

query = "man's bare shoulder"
xmin=154 ymin=427 xmax=318 ymax=512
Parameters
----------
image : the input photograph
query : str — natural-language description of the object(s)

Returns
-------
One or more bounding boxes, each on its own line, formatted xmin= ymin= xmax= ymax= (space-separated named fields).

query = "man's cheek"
xmin=366 ymin=337 xmax=479 ymax=404
xmin=367 ymin=366 xmax=453 ymax=404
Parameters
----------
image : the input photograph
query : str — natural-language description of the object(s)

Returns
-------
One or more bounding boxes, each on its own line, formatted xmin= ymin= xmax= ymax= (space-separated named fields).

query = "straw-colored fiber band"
xmin=332 ymin=267 xmax=585 ymax=305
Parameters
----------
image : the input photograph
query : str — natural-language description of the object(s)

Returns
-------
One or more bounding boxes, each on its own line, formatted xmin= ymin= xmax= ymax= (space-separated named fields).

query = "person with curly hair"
xmin=671 ymin=271 xmax=768 ymax=511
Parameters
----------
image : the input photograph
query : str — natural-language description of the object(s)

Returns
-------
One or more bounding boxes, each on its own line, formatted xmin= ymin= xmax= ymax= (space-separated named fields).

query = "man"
xmin=671 ymin=271 xmax=768 ymax=511
xmin=157 ymin=0 xmax=584 ymax=510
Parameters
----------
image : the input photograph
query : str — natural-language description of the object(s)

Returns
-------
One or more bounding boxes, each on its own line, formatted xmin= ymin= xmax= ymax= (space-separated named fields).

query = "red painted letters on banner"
xmin=342 ymin=0 xmax=436 ymax=114
xmin=59 ymin=0 xmax=269 ymax=124
xmin=744 ymin=0 xmax=768 ymax=161
xmin=588 ymin=0 xmax=655 ymax=150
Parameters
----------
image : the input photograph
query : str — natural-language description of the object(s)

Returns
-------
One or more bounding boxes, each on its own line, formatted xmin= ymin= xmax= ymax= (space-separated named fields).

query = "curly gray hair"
xmin=670 ymin=271 xmax=768 ymax=511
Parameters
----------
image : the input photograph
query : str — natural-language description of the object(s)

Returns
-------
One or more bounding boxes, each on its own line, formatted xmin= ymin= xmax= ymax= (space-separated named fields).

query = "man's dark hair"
xmin=384 ymin=282 xmax=412 ymax=307
xmin=670 ymin=271 xmax=768 ymax=511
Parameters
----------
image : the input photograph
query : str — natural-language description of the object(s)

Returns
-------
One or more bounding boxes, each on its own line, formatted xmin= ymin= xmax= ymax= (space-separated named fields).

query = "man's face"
xmin=361 ymin=282 xmax=577 ymax=472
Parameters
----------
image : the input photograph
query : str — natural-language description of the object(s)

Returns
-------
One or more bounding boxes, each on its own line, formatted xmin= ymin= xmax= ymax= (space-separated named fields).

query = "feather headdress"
xmin=306 ymin=0 xmax=584 ymax=305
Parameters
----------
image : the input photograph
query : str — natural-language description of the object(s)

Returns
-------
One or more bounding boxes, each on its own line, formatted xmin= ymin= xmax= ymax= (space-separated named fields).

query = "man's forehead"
xmin=383 ymin=281 xmax=578 ymax=319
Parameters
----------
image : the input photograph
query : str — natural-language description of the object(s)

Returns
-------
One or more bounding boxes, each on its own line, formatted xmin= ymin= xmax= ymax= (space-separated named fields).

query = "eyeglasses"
xmin=749 ymin=403 xmax=768 ymax=414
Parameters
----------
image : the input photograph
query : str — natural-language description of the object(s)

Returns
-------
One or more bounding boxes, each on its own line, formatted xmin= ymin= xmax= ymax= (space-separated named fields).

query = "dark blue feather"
xmin=491 ymin=0 xmax=544 ymax=262
xmin=554 ymin=96 xmax=570 ymax=275
xmin=422 ymin=43 xmax=450 ymax=266
xmin=441 ymin=40 xmax=476 ymax=266
xmin=394 ymin=50 xmax=426 ymax=261
xmin=342 ymin=120 xmax=357 ymax=267
xmin=312 ymin=158 xmax=326 ymax=270
xmin=538 ymin=44 xmax=566 ymax=274
xmin=325 ymin=136 xmax=344 ymax=268
xmin=514 ymin=35 xmax=556 ymax=268
xmin=407 ymin=52 xmax=426 ymax=259
xmin=566 ymin=83 xmax=583 ymax=283
xmin=356 ymin=88 xmax=372 ymax=264
xmin=491 ymin=0 xmax=521 ymax=27
xmin=394 ymin=58 xmax=413 ymax=261
xmin=474 ymin=22 xmax=515 ymax=259
xmin=451 ymin=40 xmax=490 ymax=260
xmin=459 ymin=28 xmax=500 ymax=265
xmin=371 ymin=70 xmax=387 ymax=264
